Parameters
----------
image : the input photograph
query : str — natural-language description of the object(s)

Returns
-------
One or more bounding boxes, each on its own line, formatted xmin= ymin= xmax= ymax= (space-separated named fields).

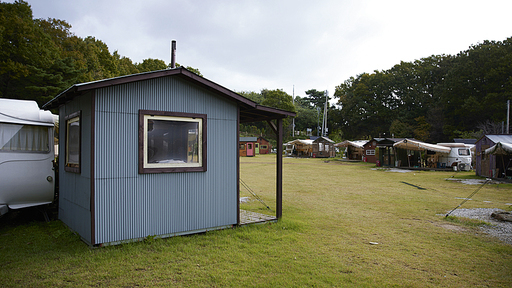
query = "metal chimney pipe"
xmin=170 ymin=40 xmax=176 ymax=68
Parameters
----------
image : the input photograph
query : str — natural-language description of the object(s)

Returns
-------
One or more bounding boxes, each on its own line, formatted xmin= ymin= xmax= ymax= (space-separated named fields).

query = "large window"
xmin=139 ymin=110 xmax=207 ymax=173
xmin=65 ymin=111 xmax=81 ymax=173
xmin=0 ymin=123 xmax=50 ymax=153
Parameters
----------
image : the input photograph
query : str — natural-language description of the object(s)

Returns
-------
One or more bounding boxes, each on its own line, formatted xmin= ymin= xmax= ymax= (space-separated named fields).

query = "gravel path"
xmin=448 ymin=208 xmax=512 ymax=245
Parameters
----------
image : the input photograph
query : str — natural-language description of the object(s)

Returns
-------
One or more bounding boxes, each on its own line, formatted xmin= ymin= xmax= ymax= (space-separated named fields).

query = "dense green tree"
xmin=261 ymin=89 xmax=296 ymax=138
xmin=293 ymin=100 xmax=317 ymax=132
xmin=136 ymin=58 xmax=167 ymax=72
xmin=239 ymin=91 xmax=264 ymax=104
xmin=0 ymin=1 xmax=204 ymax=106
xmin=334 ymin=39 xmax=512 ymax=141
xmin=413 ymin=116 xmax=431 ymax=142
xmin=304 ymin=89 xmax=327 ymax=109
xmin=334 ymin=71 xmax=395 ymax=139
xmin=439 ymin=39 xmax=512 ymax=136
xmin=0 ymin=0 xmax=65 ymax=105
xmin=389 ymin=119 xmax=412 ymax=138
xmin=261 ymin=89 xmax=295 ymax=112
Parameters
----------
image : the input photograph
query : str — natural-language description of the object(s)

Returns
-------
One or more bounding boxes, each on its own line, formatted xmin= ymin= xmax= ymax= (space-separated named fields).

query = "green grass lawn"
xmin=1 ymin=154 xmax=511 ymax=287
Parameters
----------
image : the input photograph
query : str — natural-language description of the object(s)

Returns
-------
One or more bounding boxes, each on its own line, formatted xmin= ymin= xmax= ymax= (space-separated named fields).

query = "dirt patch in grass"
xmin=436 ymin=223 xmax=467 ymax=232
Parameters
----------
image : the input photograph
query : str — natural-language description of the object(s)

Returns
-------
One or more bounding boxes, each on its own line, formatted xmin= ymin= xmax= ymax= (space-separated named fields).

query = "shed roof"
xmin=453 ymin=138 xmax=477 ymax=144
xmin=240 ymin=137 xmax=258 ymax=142
xmin=42 ymin=67 xmax=295 ymax=123
xmin=478 ymin=135 xmax=512 ymax=145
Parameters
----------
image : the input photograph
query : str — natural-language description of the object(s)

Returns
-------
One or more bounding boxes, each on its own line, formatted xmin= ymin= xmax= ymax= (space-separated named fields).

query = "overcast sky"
xmin=23 ymin=0 xmax=512 ymax=101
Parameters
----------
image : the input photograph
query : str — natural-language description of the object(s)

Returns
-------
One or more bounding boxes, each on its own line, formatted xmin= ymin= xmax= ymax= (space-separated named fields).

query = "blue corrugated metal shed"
xmin=43 ymin=67 xmax=294 ymax=246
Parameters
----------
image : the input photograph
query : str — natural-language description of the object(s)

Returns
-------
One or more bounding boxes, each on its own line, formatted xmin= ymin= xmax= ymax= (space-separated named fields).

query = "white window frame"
xmin=139 ymin=110 xmax=206 ymax=173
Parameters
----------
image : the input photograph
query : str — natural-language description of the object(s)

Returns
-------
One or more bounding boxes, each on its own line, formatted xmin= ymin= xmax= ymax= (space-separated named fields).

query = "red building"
xmin=257 ymin=137 xmax=271 ymax=154
xmin=363 ymin=139 xmax=379 ymax=163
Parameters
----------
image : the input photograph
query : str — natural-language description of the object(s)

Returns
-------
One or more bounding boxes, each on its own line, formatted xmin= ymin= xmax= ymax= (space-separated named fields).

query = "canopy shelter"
xmin=485 ymin=142 xmax=512 ymax=155
xmin=335 ymin=140 xmax=368 ymax=149
xmin=393 ymin=139 xmax=451 ymax=168
xmin=285 ymin=139 xmax=313 ymax=157
xmin=393 ymin=139 xmax=450 ymax=153
xmin=485 ymin=142 xmax=512 ymax=178
xmin=335 ymin=140 xmax=368 ymax=160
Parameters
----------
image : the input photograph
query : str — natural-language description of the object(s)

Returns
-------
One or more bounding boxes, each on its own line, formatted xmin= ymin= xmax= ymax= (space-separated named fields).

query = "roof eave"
xmin=41 ymin=67 xmax=296 ymax=122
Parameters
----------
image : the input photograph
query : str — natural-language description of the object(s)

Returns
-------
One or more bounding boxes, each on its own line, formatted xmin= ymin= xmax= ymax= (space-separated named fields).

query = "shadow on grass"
xmin=0 ymin=204 xmax=58 ymax=228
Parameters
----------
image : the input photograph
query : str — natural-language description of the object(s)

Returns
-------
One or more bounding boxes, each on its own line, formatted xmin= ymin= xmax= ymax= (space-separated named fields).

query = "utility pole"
xmin=507 ymin=100 xmax=510 ymax=134
xmin=322 ymin=90 xmax=328 ymax=137
xmin=292 ymin=85 xmax=295 ymax=137
xmin=316 ymin=107 xmax=320 ymax=137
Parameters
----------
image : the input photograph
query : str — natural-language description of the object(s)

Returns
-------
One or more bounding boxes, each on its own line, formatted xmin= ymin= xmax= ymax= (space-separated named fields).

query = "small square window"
xmin=139 ymin=110 xmax=207 ymax=173
xmin=65 ymin=111 xmax=81 ymax=173
xmin=366 ymin=149 xmax=375 ymax=156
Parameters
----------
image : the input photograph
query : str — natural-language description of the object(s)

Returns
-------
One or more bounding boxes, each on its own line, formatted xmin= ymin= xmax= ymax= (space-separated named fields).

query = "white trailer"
xmin=437 ymin=143 xmax=473 ymax=171
xmin=0 ymin=99 xmax=56 ymax=216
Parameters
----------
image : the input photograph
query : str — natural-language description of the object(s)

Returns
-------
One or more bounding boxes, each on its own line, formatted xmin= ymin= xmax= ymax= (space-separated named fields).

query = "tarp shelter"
xmin=335 ymin=140 xmax=368 ymax=160
xmin=393 ymin=139 xmax=450 ymax=153
xmin=485 ymin=142 xmax=512 ymax=155
xmin=393 ymin=139 xmax=450 ymax=168
xmin=284 ymin=139 xmax=313 ymax=157
xmin=484 ymin=142 xmax=512 ymax=178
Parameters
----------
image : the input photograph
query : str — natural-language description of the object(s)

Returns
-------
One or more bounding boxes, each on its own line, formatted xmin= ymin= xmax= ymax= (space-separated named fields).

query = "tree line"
xmin=0 ymin=0 xmax=200 ymax=107
xmin=333 ymin=38 xmax=512 ymax=142
xmin=2 ymin=1 xmax=511 ymax=143
xmin=244 ymin=37 xmax=512 ymax=144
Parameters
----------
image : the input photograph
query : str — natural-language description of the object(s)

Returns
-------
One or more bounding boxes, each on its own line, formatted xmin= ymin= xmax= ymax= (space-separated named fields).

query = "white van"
xmin=437 ymin=143 xmax=473 ymax=171
xmin=0 ymin=99 xmax=56 ymax=216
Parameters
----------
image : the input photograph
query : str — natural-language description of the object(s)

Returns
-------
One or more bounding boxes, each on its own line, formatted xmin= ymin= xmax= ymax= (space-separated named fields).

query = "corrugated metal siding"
xmin=58 ymin=92 xmax=93 ymax=244
xmin=476 ymin=136 xmax=500 ymax=177
xmin=93 ymin=76 xmax=238 ymax=244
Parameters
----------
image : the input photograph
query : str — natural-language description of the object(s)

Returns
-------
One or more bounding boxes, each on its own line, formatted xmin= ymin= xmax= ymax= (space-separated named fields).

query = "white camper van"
xmin=0 ymin=99 xmax=56 ymax=216
xmin=437 ymin=143 xmax=473 ymax=171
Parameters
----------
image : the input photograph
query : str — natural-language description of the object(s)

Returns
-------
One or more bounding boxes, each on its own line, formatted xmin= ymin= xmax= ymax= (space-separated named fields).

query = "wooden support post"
xmin=276 ymin=118 xmax=283 ymax=219
xmin=236 ymin=107 xmax=240 ymax=225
